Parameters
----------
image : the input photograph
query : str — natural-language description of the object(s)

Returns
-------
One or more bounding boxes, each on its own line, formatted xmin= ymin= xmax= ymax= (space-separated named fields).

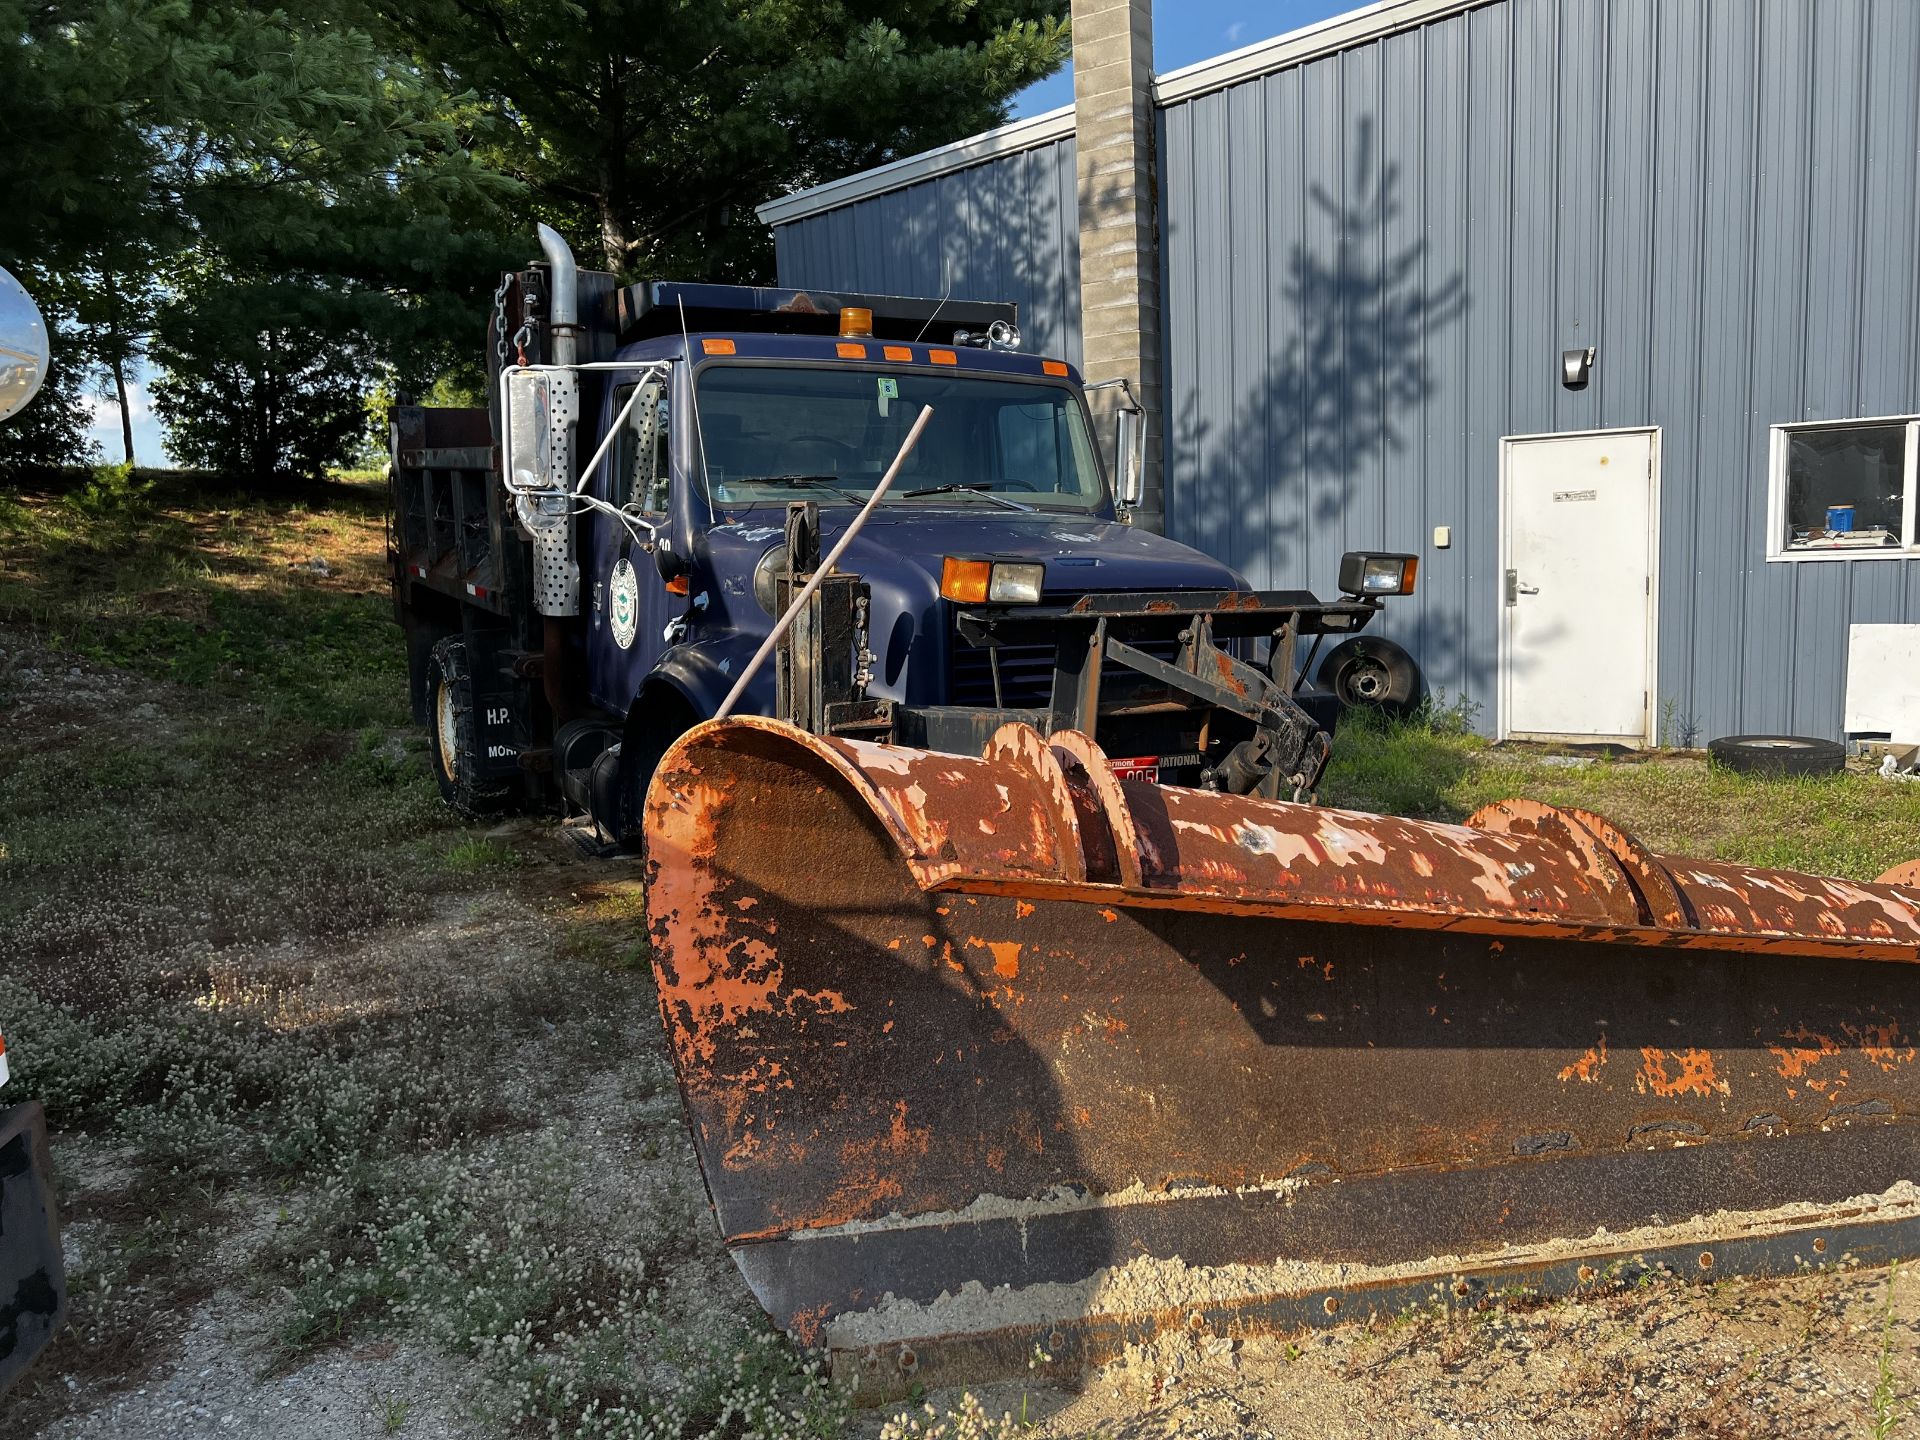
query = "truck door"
xmin=585 ymin=371 xmax=677 ymax=711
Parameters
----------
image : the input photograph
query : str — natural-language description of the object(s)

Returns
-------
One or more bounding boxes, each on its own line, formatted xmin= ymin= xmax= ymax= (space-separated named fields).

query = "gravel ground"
xmin=4 ymin=639 xmax=1916 ymax=1439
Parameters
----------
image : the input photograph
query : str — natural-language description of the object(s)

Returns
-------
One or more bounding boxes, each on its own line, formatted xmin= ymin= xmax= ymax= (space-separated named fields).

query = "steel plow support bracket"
xmin=643 ymin=718 xmax=1920 ymax=1398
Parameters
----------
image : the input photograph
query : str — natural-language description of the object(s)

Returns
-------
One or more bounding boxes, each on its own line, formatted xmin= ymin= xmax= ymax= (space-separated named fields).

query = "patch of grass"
xmin=1323 ymin=710 xmax=1920 ymax=880
xmin=878 ymin=1392 xmax=1021 ymax=1440
xmin=277 ymin=1144 xmax=847 ymax=1439
xmin=556 ymin=883 xmax=653 ymax=973
xmin=2 ymin=479 xmax=812 ymax=1435
xmin=1321 ymin=699 xmax=1486 ymax=818
xmin=0 ymin=977 xmax=523 ymax=1177
xmin=0 ymin=471 xmax=404 ymax=732
xmin=443 ymin=836 xmax=521 ymax=874
xmin=380 ymin=1394 xmax=411 ymax=1434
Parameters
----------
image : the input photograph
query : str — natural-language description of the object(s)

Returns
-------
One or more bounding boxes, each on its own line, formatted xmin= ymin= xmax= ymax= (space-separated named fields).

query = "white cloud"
xmin=1225 ymin=20 xmax=1248 ymax=44
xmin=85 ymin=384 xmax=152 ymax=425
xmin=84 ymin=375 xmax=166 ymax=464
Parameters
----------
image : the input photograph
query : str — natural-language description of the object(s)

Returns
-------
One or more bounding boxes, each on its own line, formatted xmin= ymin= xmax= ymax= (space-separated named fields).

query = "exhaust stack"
xmin=535 ymin=222 xmax=578 ymax=367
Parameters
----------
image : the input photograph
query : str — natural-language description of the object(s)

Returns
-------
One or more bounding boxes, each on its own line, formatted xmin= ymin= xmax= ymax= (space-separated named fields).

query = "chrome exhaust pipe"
xmin=535 ymin=222 xmax=578 ymax=367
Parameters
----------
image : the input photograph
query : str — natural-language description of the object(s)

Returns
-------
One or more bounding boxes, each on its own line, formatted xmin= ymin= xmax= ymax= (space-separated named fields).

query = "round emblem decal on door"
xmin=608 ymin=558 xmax=639 ymax=649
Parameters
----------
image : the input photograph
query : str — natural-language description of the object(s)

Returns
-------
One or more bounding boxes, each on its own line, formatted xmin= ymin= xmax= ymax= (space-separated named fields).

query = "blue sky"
xmin=91 ymin=2 xmax=1359 ymax=465
xmin=1011 ymin=1 xmax=1358 ymax=117
xmin=85 ymin=374 xmax=167 ymax=467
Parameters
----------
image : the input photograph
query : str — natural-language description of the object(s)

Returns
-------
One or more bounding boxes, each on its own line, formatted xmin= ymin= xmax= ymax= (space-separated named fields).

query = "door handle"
xmin=1505 ymin=570 xmax=1540 ymax=605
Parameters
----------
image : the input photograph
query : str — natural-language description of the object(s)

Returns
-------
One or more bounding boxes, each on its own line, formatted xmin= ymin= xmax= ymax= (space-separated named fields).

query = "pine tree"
xmin=358 ymin=0 xmax=1071 ymax=277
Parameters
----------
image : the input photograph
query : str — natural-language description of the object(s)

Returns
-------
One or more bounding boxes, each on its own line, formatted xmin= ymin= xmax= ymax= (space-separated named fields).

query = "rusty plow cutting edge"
xmin=643 ymin=717 xmax=1920 ymax=1395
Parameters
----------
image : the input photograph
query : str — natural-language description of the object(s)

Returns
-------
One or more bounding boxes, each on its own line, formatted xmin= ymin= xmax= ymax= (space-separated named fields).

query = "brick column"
xmin=1071 ymin=0 xmax=1163 ymax=531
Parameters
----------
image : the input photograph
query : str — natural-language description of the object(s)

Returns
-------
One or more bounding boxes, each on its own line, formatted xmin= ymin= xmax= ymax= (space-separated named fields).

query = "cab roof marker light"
xmin=1042 ymin=360 xmax=1069 ymax=377
xmin=883 ymin=344 xmax=913 ymax=362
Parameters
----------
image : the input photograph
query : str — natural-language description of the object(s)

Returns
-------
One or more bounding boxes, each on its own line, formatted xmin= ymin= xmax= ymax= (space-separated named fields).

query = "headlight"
xmin=1338 ymin=551 xmax=1419 ymax=597
xmin=940 ymin=557 xmax=1045 ymax=605
xmin=752 ymin=543 xmax=788 ymax=614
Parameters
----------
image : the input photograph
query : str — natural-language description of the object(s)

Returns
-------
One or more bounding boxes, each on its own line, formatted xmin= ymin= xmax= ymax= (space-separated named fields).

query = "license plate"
xmin=1109 ymin=756 xmax=1159 ymax=783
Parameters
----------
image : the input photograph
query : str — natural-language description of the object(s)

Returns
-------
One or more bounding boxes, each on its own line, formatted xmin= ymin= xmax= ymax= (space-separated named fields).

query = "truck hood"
xmin=707 ymin=508 xmax=1246 ymax=597
xmin=697 ymin=508 xmax=1249 ymax=709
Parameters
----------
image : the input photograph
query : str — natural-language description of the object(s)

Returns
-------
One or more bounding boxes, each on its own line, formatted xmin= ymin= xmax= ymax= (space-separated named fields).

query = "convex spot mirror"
xmin=0 ymin=268 xmax=50 ymax=423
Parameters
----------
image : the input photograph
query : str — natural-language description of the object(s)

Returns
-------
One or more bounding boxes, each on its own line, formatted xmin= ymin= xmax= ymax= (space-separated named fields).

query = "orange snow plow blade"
xmin=644 ymin=717 xmax=1920 ymax=1397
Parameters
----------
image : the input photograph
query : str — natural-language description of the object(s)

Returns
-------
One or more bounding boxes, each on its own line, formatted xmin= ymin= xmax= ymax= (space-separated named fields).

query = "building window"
xmin=1768 ymin=417 xmax=1920 ymax=559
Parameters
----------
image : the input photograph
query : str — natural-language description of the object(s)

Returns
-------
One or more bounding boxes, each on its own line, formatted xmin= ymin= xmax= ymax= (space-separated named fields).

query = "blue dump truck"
xmin=389 ymin=227 xmax=1420 ymax=841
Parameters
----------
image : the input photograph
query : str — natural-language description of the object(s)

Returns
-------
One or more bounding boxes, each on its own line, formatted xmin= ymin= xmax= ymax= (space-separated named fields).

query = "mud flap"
xmin=644 ymin=718 xmax=1920 ymax=1398
xmin=1 ymin=1102 xmax=65 ymax=1397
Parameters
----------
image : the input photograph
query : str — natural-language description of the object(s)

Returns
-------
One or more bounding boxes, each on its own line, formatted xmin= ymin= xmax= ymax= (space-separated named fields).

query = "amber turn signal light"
xmin=940 ymin=557 xmax=992 ymax=604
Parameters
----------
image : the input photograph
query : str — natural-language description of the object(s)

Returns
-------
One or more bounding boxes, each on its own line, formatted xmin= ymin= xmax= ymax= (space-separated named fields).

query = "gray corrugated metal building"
xmin=758 ymin=0 xmax=1920 ymax=746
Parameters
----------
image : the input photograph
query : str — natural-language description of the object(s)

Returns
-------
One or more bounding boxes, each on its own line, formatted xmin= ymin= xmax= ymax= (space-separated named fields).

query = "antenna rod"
xmin=716 ymin=407 xmax=934 ymax=719
xmin=679 ymin=296 xmax=714 ymax=512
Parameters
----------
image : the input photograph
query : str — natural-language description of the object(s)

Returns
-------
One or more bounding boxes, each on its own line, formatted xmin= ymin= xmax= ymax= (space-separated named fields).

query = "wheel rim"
xmin=435 ymin=679 xmax=459 ymax=783
xmin=1342 ymin=658 xmax=1391 ymax=703
xmin=1744 ymin=738 xmax=1813 ymax=750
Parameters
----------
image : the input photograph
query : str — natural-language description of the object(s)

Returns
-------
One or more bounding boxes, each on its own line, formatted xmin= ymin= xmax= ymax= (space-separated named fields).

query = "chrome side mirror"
xmin=1115 ymin=405 xmax=1145 ymax=511
xmin=504 ymin=367 xmax=576 ymax=492
xmin=0 ymin=268 xmax=50 ymax=423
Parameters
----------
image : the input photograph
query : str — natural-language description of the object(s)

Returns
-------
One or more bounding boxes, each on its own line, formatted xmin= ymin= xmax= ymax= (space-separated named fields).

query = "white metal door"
xmin=1499 ymin=428 xmax=1658 ymax=745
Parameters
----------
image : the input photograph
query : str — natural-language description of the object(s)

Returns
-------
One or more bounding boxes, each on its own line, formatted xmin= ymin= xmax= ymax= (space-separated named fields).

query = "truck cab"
xmin=389 ymin=230 xmax=1417 ymax=843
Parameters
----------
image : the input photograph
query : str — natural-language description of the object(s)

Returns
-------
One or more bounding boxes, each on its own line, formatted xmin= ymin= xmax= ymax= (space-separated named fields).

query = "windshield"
xmin=694 ymin=363 xmax=1106 ymax=511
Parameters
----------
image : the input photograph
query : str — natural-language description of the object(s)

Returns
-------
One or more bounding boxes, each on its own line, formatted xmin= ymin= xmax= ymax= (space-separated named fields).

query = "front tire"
xmin=615 ymin=687 xmax=699 ymax=849
xmin=426 ymin=637 xmax=517 ymax=819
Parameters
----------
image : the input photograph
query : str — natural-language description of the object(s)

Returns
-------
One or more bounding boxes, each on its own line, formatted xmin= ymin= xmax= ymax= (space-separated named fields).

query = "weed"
xmin=442 ymin=836 xmax=520 ymax=874
xmin=878 ymin=1392 xmax=1020 ymax=1440
xmin=380 ymin=1394 xmax=411 ymax=1433
xmin=1871 ymin=1261 xmax=1905 ymax=1440
xmin=1657 ymin=698 xmax=1702 ymax=749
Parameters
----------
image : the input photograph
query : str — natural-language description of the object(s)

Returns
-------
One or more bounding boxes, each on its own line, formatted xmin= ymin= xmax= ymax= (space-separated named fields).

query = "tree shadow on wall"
xmin=1166 ymin=118 xmax=1477 ymax=695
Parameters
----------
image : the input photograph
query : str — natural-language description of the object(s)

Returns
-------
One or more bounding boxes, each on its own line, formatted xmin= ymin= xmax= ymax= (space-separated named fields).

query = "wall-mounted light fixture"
xmin=1561 ymin=346 xmax=1595 ymax=391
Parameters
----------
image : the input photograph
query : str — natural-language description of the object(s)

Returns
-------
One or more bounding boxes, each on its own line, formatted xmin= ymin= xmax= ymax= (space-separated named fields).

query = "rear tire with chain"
xmin=426 ymin=637 xmax=518 ymax=819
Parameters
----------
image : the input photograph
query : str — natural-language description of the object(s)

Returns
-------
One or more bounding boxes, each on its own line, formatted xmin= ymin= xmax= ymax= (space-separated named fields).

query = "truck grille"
xmin=949 ymin=632 xmax=1185 ymax=709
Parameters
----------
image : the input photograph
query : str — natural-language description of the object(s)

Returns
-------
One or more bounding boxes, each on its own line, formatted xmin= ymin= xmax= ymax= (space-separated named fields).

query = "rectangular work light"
xmin=1338 ymin=551 xmax=1419 ymax=597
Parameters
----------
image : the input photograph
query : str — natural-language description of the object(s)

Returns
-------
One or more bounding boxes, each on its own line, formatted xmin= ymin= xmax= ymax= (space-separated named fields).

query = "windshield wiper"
xmin=738 ymin=473 xmax=870 ymax=505
xmin=898 ymin=483 xmax=1037 ymax=513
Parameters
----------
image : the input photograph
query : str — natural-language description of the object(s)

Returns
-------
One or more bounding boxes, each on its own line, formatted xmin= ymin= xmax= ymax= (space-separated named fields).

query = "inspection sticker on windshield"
xmin=877 ymin=376 xmax=898 ymax=416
